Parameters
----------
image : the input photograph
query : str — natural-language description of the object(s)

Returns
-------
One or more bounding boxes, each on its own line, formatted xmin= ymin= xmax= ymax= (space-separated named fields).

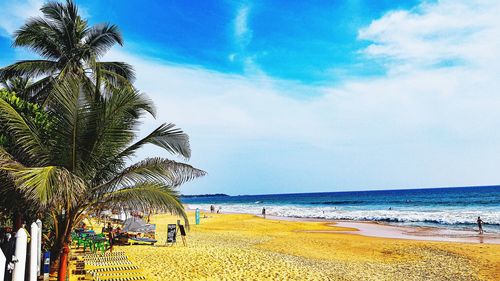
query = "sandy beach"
xmin=115 ymin=212 xmax=500 ymax=281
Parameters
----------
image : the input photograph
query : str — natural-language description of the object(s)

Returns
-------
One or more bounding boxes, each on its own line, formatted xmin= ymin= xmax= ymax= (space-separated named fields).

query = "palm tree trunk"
xmin=13 ymin=210 xmax=23 ymax=230
xmin=50 ymin=210 xmax=75 ymax=281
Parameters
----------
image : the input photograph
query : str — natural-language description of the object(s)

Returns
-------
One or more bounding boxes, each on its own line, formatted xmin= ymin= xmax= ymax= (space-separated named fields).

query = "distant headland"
xmin=181 ymin=193 xmax=229 ymax=198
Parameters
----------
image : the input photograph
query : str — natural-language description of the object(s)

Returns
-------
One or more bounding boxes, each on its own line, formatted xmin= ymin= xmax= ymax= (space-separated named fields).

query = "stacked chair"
xmin=70 ymin=252 xmax=147 ymax=281
xmin=71 ymin=231 xmax=148 ymax=281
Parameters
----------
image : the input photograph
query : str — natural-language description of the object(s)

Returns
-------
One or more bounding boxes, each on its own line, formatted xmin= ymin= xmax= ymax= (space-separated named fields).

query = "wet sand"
xmin=333 ymin=221 xmax=500 ymax=244
xmin=261 ymin=215 xmax=500 ymax=244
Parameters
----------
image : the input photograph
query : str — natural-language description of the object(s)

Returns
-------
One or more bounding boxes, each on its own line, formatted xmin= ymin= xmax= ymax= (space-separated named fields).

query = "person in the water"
xmin=477 ymin=216 xmax=484 ymax=234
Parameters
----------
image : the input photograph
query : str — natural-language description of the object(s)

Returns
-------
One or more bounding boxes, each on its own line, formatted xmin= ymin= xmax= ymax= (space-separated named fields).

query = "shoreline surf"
xmin=187 ymin=206 xmax=500 ymax=244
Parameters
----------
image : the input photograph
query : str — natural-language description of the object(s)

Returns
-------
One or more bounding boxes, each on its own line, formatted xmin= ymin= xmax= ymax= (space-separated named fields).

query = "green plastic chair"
xmin=93 ymin=240 xmax=109 ymax=254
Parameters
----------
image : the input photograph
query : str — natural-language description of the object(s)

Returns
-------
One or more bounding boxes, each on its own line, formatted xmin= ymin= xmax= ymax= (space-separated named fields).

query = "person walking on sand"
xmin=210 ymin=205 xmax=214 ymax=213
xmin=477 ymin=216 xmax=484 ymax=234
xmin=262 ymin=207 xmax=266 ymax=218
xmin=107 ymin=228 xmax=115 ymax=252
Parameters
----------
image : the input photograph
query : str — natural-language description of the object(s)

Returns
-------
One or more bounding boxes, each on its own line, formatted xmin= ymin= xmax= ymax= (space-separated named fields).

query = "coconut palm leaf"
xmin=101 ymin=183 xmax=188 ymax=224
xmin=119 ymin=123 xmax=192 ymax=160
xmin=84 ymin=24 xmax=123 ymax=58
xmin=0 ymin=148 xmax=25 ymax=171
xmin=96 ymin=61 xmax=135 ymax=85
xmin=0 ymin=97 xmax=49 ymax=165
xmin=9 ymin=166 xmax=86 ymax=208
xmin=0 ymin=149 xmax=85 ymax=210
xmin=13 ymin=17 xmax=63 ymax=60
xmin=0 ymin=60 xmax=58 ymax=81
xmin=97 ymin=157 xmax=206 ymax=193
xmin=0 ymin=76 xmax=32 ymax=94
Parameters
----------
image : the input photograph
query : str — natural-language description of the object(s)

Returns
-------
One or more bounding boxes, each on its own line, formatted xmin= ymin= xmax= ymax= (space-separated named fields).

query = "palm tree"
xmin=0 ymin=0 xmax=134 ymax=104
xmin=0 ymin=76 xmax=205 ymax=280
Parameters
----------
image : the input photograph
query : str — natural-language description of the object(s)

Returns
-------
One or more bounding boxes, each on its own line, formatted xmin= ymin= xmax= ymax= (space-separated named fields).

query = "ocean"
xmin=182 ymin=185 xmax=500 ymax=233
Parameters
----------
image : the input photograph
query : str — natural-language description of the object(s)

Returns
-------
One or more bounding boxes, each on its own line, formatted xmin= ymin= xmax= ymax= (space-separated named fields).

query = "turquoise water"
xmin=183 ymin=186 xmax=500 ymax=233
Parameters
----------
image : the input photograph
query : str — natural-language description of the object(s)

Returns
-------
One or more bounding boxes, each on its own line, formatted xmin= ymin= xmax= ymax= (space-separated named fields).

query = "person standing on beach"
xmin=107 ymin=228 xmax=115 ymax=252
xmin=1 ymin=232 xmax=15 ymax=281
xmin=477 ymin=216 xmax=484 ymax=234
xmin=210 ymin=205 xmax=214 ymax=213
xmin=262 ymin=207 xmax=266 ymax=218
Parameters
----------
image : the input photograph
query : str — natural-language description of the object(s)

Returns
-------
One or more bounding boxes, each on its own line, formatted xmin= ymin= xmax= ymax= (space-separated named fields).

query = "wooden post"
xmin=36 ymin=219 xmax=42 ymax=276
xmin=0 ymin=248 xmax=6 ymax=281
xmin=30 ymin=222 xmax=39 ymax=281
xmin=12 ymin=228 xmax=27 ymax=281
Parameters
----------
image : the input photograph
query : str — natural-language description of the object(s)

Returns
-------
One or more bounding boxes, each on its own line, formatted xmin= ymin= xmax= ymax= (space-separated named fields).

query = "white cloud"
xmin=358 ymin=0 xmax=500 ymax=73
xmin=0 ymin=0 xmax=43 ymax=37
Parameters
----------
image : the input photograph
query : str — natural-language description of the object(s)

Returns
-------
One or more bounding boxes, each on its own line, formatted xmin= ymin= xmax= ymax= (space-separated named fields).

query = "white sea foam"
xmin=187 ymin=204 xmax=500 ymax=228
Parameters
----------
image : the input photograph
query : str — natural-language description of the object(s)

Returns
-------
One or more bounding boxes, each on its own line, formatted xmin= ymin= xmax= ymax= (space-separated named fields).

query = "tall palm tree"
xmin=0 ymin=0 xmax=134 ymax=103
xmin=0 ymin=76 xmax=205 ymax=280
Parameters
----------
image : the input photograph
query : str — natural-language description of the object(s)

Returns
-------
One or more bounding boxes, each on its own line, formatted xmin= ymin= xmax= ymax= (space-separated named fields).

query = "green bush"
xmin=0 ymin=89 xmax=52 ymax=147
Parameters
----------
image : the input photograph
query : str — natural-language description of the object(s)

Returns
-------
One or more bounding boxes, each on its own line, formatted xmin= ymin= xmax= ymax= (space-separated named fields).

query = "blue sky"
xmin=1 ymin=0 xmax=500 ymax=195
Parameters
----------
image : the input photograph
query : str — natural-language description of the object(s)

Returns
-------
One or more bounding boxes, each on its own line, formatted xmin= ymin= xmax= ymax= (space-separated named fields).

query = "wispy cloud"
xmin=0 ymin=0 xmax=43 ymax=37
xmin=230 ymin=3 xmax=265 ymax=76
xmin=234 ymin=5 xmax=252 ymax=47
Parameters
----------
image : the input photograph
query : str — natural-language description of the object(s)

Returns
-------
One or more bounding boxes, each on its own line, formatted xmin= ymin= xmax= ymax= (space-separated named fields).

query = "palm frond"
xmin=79 ymin=86 xmax=155 ymax=178
xmin=84 ymin=24 xmax=123 ymax=58
xmin=11 ymin=166 xmax=86 ymax=208
xmin=0 ymin=97 xmax=50 ymax=165
xmin=13 ymin=17 xmax=63 ymax=60
xmin=97 ymin=62 xmax=135 ymax=86
xmin=0 ymin=148 xmax=85 ymax=208
xmin=98 ymin=157 xmax=206 ymax=192
xmin=101 ymin=183 xmax=188 ymax=225
xmin=46 ymin=77 xmax=88 ymax=171
xmin=0 ymin=60 xmax=58 ymax=81
xmin=0 ymin=148 xmax=25 ymax=171
xmin=119 ymin=123 xmax=192 ymax=159
xmin=25 ymin=76 xmax=55 ymax=104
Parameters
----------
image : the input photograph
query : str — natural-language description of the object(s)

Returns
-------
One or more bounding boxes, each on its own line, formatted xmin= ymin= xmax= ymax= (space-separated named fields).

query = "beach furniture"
xmin=128 ymin=237 xmax=157 ymax=245
xmin=79 ymin=251 xmax=147 ymax=281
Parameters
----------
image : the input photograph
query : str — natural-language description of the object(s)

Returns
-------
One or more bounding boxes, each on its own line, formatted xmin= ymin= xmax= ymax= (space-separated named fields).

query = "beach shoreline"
xmin=187 ymin=206 xmax=500 ymax=244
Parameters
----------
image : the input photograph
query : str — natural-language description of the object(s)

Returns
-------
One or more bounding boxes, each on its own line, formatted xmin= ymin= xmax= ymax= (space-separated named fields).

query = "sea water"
xmin=182 ymin=186 xmax=500 ymax=233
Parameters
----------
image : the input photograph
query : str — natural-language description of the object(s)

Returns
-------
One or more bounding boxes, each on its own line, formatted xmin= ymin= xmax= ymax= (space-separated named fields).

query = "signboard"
xmin=166 ymin=224 xmax=176 ymax=244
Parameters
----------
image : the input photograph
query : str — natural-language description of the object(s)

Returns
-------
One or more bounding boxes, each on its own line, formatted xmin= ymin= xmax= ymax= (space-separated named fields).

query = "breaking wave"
xmin=187 ymin=203 xmax=500 ymax=231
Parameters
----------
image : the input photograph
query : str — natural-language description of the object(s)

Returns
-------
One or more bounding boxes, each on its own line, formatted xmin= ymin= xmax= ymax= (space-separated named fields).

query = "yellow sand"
xmin=116 ymin=212 xmax=500 ymax=281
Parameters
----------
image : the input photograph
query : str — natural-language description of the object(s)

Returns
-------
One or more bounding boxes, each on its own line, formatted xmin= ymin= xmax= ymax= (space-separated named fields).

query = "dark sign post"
xmin=166 ymin=224 xmax=176 ymax=246
xmin=178 ymin=224 xmax=187 ymax=246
